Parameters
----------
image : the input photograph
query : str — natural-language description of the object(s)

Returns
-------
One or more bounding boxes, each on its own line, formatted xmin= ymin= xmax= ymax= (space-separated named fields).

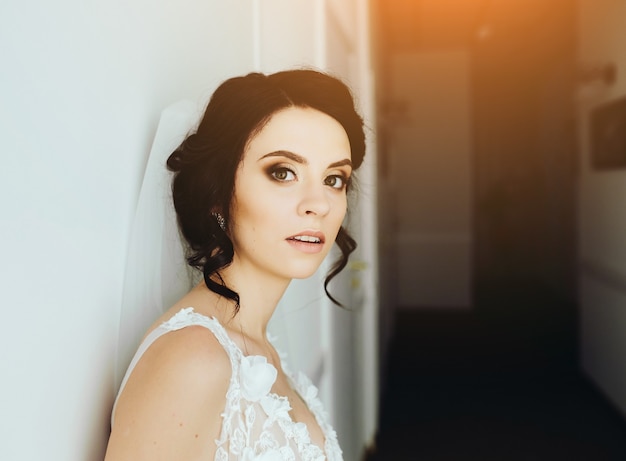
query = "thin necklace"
xmin=239 ymin=318 xmax=250 ymax=356
xmin=211 ymin=288 xmax=250 ymax=356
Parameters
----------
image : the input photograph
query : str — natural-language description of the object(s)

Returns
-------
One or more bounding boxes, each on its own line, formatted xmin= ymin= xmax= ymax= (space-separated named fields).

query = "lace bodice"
xmin=113 ymin=308 xmax=343 ymax=461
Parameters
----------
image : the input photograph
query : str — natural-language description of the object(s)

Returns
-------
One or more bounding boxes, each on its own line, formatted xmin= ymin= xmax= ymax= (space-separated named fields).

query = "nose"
xmin=297 ymin=182 xmax=331 ymax=217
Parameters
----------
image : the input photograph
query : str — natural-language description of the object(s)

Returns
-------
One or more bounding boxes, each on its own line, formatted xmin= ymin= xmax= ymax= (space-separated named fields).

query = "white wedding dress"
xmin=113 ymin=308 xmax=343 ymax=461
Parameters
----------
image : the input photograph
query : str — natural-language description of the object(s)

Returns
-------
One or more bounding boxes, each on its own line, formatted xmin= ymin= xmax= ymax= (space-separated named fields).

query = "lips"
xmin=287 ymin=231 xmax=325 ymax=244
xmin=286 ymin=231 xmax=326 ymax=254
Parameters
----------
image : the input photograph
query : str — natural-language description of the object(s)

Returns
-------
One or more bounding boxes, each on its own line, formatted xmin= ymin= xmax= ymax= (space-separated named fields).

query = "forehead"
xmin=244 ymin=107 xmax=351 ymax=160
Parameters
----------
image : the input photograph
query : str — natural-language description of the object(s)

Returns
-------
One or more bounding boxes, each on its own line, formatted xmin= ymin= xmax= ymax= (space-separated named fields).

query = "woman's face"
xmin=229 ymin=106 xmax=352 ymax=282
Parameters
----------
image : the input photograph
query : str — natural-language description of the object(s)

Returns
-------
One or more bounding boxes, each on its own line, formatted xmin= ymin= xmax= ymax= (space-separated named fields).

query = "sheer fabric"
xmin=113 ymin=308 xmax=343 ymax=461
xmin=115 ymin=100 xmax=200 ymax=387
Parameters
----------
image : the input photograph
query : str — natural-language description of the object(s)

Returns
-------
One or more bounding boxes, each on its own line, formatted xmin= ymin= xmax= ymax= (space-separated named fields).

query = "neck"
xmin=207 ymin=263 xmax=291 ymax=341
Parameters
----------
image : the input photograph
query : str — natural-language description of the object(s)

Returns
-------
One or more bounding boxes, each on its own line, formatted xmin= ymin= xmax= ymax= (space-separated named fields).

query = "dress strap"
xmin=111 ymin=307 xmax=241 ymax=427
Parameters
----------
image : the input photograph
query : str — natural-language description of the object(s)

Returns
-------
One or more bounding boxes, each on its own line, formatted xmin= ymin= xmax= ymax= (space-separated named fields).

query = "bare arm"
xmin=104 ymin=326 xmax=231 ymax=461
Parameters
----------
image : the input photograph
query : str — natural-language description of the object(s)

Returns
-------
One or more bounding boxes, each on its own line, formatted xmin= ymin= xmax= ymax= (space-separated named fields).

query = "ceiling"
xmin=377 ymin=0 xmax=574 ymax=52
xmin=378 ymin=0 xmax=492 ymax=50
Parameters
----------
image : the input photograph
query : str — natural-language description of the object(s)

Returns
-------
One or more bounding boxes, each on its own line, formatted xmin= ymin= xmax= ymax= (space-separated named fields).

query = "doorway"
xmin=375 ymin=0 xmax=578 ymax=344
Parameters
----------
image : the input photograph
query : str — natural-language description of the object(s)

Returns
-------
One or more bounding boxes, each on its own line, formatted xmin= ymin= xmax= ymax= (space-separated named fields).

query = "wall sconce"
xmin=579 ymin=62 xmax=617 ymax=86
xmin=576 ymin=62 xmax=618 ymax=103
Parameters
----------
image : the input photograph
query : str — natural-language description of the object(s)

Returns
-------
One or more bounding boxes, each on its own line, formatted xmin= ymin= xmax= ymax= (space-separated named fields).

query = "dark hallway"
xmin=369 ymin=1 xmax=626 ymax=458
xmin=366 ymin=283 xmax=626 ymax=460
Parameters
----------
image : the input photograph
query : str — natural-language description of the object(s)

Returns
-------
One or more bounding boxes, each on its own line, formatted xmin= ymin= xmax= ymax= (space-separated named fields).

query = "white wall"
xmin=577 ymin=0 xmax=626 ymax=417
xmin=0 ymin=1 xmax=377 ymax=459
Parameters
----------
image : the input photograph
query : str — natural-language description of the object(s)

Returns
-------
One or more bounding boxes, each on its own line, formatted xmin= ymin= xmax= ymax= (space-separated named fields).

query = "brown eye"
xmin=324 ymin=175 xmax=347 ymax=190
xmin=270 ymin=167 xmax=295 ymax=182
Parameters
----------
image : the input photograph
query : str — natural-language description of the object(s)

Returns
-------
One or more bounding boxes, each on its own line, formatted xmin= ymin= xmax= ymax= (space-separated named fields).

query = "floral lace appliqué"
xmin=240 ymin=356 xmax=278 ymax=402
xmin=160 ymin=308 xmax=343 ymax=461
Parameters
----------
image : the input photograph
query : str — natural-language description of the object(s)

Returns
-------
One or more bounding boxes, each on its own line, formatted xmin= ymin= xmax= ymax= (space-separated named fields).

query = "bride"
xmin=104 ymin=69 xmax=365 ymax=461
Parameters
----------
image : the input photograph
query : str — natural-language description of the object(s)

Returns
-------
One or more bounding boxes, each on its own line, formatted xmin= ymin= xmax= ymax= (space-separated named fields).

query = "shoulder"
xmin=140 ymin=323 xmax=233 ymax=385
xmin=105 ymin=324 xmax=232 ymax=460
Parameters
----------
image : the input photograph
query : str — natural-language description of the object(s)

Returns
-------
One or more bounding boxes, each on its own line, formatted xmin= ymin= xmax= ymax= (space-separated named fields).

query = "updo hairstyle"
xmin=166 ymin=69 xmax=366 ymax=310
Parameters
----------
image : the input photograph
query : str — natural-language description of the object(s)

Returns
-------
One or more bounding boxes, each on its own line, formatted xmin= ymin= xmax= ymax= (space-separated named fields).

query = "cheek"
xmin=330 ymin=196 xmax=348 ymax=228
xmin=233 ymin=190 xmax=279 ymax=234
xmin=336 ymin=195 xmax=348 ymax=218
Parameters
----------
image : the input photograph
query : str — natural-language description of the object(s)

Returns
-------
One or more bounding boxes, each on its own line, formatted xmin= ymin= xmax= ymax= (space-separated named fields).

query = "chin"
xmin=285 ymin=261 xmax=326 ymax=280
xmin=289 ymin=268 xmax=321 ymax=280
xmin=291 ymin=272 xmax=319 ymax=281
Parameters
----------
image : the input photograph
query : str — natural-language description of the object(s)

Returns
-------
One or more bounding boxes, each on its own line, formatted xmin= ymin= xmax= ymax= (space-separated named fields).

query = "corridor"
xmin=366 ymin=284 xmax=626 ymax=460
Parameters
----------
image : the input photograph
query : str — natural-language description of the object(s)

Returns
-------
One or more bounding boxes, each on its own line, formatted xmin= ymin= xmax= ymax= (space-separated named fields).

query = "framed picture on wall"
xmin=591 ymin=96 xmax=626 ymax=170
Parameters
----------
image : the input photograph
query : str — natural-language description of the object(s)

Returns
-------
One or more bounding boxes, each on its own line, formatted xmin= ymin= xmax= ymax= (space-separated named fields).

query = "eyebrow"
xmin=259 ymin=150 xmax=353 ymax=169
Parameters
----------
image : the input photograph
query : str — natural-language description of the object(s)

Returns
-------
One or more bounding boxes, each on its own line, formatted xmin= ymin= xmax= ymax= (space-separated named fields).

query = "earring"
xmin=212 ymin=212 xmax=226 ymax=231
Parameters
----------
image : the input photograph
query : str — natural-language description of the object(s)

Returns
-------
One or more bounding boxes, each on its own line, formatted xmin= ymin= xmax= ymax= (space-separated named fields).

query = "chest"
xmin=272 ymin=370 xmax=327 ymax=451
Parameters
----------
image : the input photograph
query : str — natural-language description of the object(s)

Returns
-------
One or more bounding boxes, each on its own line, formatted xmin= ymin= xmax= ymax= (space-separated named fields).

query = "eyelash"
xmin=268 ymin=166 xmax=350 ymax=190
